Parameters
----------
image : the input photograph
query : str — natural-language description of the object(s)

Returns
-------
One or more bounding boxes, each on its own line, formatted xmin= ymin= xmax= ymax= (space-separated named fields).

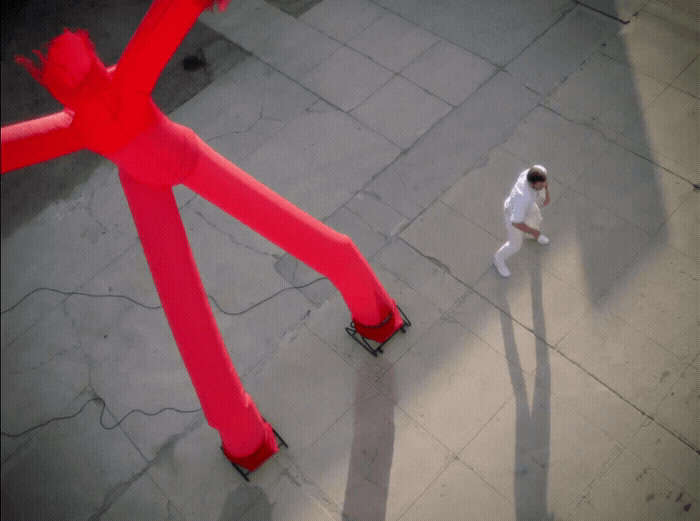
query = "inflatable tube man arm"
xmin=113 ymin=0 xmax=230 ymax=93
xmin=1 ymin=111 xmax=83 ymax=173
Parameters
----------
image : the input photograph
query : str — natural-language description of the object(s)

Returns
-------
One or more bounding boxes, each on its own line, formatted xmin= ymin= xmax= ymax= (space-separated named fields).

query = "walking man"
xmin=494 ymin=165 xmax=550 ymax=277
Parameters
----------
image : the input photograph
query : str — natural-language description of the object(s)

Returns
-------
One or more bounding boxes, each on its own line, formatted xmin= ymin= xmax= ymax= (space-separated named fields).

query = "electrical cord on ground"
xmin=1 ymin=397 xmax=202 ymax=438
xmin=209 ymin=276 xmax=326 ymax=316
xmin=1 ymin=276 xmax=327 ymax=315
xmin=1 ymin=276 xmax=328 ymax=438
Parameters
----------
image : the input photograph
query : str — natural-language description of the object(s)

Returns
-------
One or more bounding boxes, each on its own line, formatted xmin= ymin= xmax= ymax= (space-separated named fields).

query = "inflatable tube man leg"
xmin=185 ymin=137 xmax=403 ymax=343
xmin=119 ymin=170 xmax=278 ymax=470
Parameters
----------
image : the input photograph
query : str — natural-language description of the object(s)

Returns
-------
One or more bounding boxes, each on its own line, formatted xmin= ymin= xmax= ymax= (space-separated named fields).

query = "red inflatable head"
xmin=16 ymin=29 xmax=112 ymax=111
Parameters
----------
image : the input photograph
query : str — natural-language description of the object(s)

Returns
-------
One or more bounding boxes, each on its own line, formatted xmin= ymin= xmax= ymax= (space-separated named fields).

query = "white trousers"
xmin=495 ymin=204 xmax=542 ymax=262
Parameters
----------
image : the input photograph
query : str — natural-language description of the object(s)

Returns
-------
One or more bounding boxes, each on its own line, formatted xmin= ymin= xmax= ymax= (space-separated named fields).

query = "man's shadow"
xmin=499 ymin=262 xmax=553 ymax=521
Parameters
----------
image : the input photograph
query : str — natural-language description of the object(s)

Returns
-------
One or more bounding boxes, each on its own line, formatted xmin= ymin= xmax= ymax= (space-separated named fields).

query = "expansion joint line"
xmin=574 ymin=1 xmax=632 ymax=24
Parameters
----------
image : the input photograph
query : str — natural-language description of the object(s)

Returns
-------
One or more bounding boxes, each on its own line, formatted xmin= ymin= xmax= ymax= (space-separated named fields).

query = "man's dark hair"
xmin=526 ymin=167 xmax=546 ymax=184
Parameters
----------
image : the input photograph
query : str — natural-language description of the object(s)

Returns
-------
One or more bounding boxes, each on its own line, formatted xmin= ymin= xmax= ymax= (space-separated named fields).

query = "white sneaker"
xmin=537 ymin=234 xmax=549 ymax=245
xmin=494 ymin=255 xmax=510 ymax=277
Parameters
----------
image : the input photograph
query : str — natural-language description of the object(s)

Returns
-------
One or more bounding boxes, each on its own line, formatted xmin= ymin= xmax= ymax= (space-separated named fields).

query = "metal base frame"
xmin=345 ymin=306 xmax=411 ymax=357
xmin=222 ymin=425 xmax=288 ymax=482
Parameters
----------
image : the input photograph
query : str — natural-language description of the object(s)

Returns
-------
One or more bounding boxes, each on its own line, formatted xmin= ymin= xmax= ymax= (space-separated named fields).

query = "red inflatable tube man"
xmin=1 ymin=0 xmax=403 ymax=471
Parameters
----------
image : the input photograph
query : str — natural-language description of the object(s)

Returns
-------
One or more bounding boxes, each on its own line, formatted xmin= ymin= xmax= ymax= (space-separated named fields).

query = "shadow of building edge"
xmin=577 ymin=0 xmax=672 ymax=302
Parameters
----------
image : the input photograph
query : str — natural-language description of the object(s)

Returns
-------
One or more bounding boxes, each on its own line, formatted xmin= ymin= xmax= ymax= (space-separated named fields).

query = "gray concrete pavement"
xmin=2 ymin=0 xmax=698 ymax=519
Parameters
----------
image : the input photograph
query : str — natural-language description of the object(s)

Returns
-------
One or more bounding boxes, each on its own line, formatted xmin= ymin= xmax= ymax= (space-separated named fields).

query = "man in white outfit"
xmin=494 ymin=165 xmax=550 ymax=277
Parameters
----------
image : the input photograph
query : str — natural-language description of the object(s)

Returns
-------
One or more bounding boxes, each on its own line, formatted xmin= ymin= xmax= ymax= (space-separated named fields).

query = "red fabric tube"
xmin=184 ymin=137 xmax=403 ymax=342
xmin=118 ymin=169 xmax=278 ymax=470
xmin=2 ymin=0 xmax=404 ymax=475
xmin=1 ymin=112 xmax=83 ymax=173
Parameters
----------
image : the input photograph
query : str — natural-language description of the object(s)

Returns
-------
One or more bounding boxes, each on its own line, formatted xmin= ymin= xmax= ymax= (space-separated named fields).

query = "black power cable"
xmin=1 ymin=277 xmax=327 ymax=315
xmin=1 ymin=397 xmax=201 ymax=438
xmin=1 ymin=276 xmax=328 ymax=438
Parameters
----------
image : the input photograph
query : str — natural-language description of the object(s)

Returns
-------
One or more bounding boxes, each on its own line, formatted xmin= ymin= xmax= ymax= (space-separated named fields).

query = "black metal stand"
xmin=222 ymin=425 xmax=288 ymax=482
xmin=345 ymin=306 xmax=411 ymax=357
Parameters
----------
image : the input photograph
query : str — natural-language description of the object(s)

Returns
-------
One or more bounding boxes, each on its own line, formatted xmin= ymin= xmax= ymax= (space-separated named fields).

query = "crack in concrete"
xmin=5 ymin=346 xmax=73 ymax=375
xmin=148 ymin=414 xmax=207 ymax=468
xmin=542 ymin=102 xmax=621 ymax=148
xmin=194 ymin=209 xmax=282 ymax=260
xmin=88 ymin=465 xmax=152 ymax=521
xmin=571 ymin=444 xmax=624 ymax=514
xmin=401 ymin=238 xmax=464 ymax=284
xmin=541 ymin=101 xmax=697 ymax=187
xmin=204 ymin=105 xmax=284 ymax=143
xmin=79 ymin=182 xmax=111 ymax=234
xmin=87 ymin=403 xmax=193 ymax=521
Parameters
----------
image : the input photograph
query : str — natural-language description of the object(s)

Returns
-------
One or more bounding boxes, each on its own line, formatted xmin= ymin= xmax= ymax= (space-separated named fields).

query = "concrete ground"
xmin=1 ymin=0 xmax=698 ymax=519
